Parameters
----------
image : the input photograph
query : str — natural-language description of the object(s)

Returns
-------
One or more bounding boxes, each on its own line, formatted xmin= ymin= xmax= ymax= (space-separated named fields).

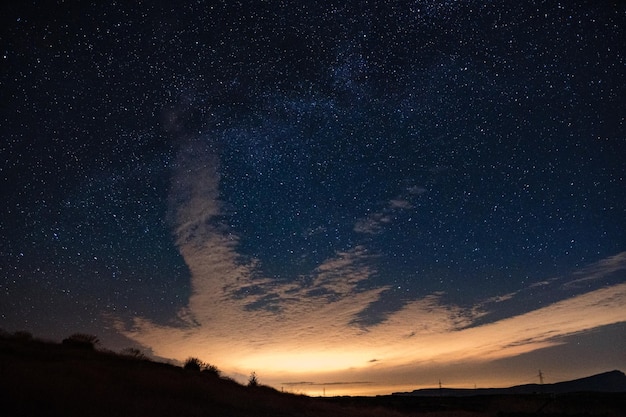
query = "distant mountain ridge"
xmin=394 ymin=370 xmax=626 ymax=397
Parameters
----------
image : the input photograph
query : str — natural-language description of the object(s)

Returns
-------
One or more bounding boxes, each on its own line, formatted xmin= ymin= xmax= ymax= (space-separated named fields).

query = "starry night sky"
xmin=2 ymin=1 xmax=625 ymax=395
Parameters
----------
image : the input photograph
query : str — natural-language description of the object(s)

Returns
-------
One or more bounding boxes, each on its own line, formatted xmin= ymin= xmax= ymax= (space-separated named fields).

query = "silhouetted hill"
xmin=394 ymin=370 xmax=626 ymax=397
xmin=549 ymin=370 xmax=626 ymax=393
xmin=1 ymin=332 xmax=625 ymax=417
xmin=0 ymin=333 xmax=390 ymax=417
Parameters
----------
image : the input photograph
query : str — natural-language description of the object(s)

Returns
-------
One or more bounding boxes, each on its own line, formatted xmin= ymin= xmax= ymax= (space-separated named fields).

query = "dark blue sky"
xmin=1 ymin=1 xmax=625 ymax=393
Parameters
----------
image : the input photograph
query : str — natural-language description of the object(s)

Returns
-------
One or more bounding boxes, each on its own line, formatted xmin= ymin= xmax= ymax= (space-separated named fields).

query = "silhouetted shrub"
xmin=202 ymin=363 xmax=220 ymax=377
xmin=183 ymin=357 xmax=203 ymax=371
xmin=182 ymin=357 xmax=220 ymax=375
xmin=248 ymin=371 xmax=258 ymax=387
xmin=62 ymin=333 xmax=99 ymax=350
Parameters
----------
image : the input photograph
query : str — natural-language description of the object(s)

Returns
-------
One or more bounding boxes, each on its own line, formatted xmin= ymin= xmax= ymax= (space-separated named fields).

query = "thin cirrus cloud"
xmin=118 ymin=141 xmax=626 ymax=392
xmin=354 ymin=195 xmax=416 ymax=234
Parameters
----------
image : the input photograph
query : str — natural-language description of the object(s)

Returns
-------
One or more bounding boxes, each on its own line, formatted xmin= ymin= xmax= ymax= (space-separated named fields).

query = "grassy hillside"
xmin=1 ymin=332 xmax=624 ymax=417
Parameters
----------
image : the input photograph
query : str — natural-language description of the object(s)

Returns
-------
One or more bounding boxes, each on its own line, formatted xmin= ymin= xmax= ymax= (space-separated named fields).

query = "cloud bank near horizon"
xmin=119 ymin=138 xmax=626 ymax=391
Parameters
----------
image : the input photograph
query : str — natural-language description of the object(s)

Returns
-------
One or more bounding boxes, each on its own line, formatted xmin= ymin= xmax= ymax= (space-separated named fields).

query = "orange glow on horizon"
xmin=231 ymin=350 xmax=379 ymax=374
xmin=120 ymin=280 xmax=626 ymax=396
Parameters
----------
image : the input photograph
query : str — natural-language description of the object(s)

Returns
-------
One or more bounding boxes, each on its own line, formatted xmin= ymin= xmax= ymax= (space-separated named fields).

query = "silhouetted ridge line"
xmin=394 ymin=370 xmax=626 ymax=396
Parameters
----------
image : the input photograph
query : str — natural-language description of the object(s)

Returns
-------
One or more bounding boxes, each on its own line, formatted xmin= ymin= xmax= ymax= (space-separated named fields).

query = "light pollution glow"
xmin=118 ymin=141 xmax=626 ymax=396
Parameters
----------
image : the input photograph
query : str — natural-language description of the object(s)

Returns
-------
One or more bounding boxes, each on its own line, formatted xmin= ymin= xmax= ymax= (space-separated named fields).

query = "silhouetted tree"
xmin=248 ymin=371 xmax=258 ymax=387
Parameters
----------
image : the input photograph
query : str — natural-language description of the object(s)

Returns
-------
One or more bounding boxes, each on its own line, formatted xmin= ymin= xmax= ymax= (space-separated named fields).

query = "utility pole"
xmin=538 ymin=369 xmax=544 ymax=385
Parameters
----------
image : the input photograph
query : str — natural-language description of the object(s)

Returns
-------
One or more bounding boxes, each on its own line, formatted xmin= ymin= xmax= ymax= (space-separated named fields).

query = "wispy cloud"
xmin=566 ymin=251 xmax=626 ymax=288
xmin=121 ymin=140 xmax=388 ymax=368
xmin=118 ymin=141 xmax=626 ymax=393
xmin=353 ymin=190 xmax=421 ymax=234
xmin=354 ymin=212 xmax=393 ymax=234
xmin=376 ymin=282 xmax=626 ymax=367
xmin=470 ymin=254 xmax=626 ymax=328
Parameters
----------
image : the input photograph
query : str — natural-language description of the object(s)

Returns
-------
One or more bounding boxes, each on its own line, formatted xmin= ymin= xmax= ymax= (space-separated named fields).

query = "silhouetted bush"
xmin=183 ymin=357 xmax=203 ymax=371
xmin=183 ymin=357 xmax=221 ymax=376
xmin=62 ymin=333 xmax=99 ymax=350
xmin=202 ymin=363 xmax=221 ymax=377
xmin=248 ymin=371 xmax=258 ymax=387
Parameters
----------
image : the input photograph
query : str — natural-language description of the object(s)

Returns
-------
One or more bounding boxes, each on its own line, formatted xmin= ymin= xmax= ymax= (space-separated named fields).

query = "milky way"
xmin=1 ymin=1 xmax=625 ymax=394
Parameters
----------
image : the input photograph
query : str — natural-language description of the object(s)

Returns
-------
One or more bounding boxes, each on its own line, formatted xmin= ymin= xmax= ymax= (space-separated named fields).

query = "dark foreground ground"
xmin=1 ymin=333 xmax=624 ymax=417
